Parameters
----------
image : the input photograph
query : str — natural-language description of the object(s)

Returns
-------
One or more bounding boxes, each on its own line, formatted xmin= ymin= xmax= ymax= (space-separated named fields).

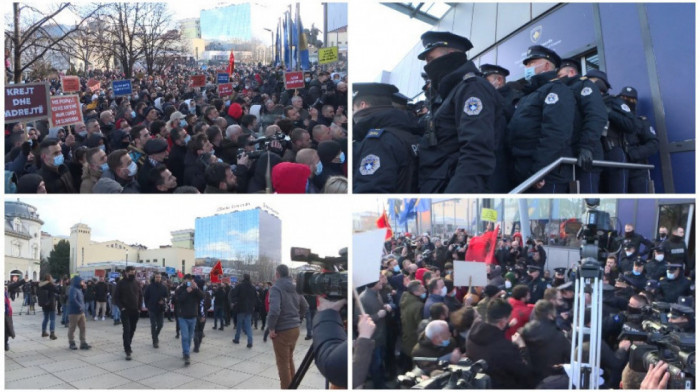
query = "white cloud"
xmin=204 ymin=242 xmax=232 ymax=253
xmin=227 ymin=228 xmax=259 ymax=243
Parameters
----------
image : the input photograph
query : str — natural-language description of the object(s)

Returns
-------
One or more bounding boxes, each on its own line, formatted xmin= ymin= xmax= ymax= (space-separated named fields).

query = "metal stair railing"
xmin=508 ymin=157 xmax=655 ymax=194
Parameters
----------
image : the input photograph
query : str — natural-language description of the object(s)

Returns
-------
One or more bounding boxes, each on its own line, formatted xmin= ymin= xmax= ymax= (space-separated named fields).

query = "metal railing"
xmin=508 ymin=157 xmax=655 ymax=194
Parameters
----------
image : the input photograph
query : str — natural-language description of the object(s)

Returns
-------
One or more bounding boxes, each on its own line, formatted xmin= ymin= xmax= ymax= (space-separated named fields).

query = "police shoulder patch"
xmin=359 ymin=154 xmax=381 ymax=176
xmin=545 ymin=92 xmax=559 ymax=105
xmin=649 ymin=126 xmax=656 ymax=135
xmin=581 ymin=87 xmax=593 ymax=96
xmin=365 ymin=128 xmax=385 ymax=139
xmin=464 ymin=97 xmax=483 ymax=116
xmin=621 ymin=103 xmax=631 ymax=112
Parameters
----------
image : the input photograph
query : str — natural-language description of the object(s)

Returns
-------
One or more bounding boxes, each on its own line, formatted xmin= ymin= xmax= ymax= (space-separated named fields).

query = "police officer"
xmin=507 ymin=45 xmax=576 ymax=193
xmin=616 ymin=86 xmax=659 ymax=193
xmin=653 ymin=226 xmax=669 ymax=248
xmin=618 ymin=243 xmax=638 ymax=274
xmin=352 ymin=83 xmax=422 ymax=193
xmin=621 ymin=223 xmax=653 ymax=256
xmin=661 ymin=226 xmax=689 ymax=273
xmin=552 ymin=267 xmax=567 ymax=287
xmin=526 ymin=265 xmax=549 ymax=304
xmin=658 ymin=263 xmax=693 ymax=303
xmin=667 ymin=303 xmax=694 ymax=332
xmin=416 ymin=31 xmax=505 ymax=193
xmin=586 ymin=70 xmax=637 ymax=193
xmin=557 ymin=59 xmax=608 ymax=193
xmin=645 ymin=247 xmax=667 ymax=281
xmin=622 ymin=259 xmax=647 ymax=292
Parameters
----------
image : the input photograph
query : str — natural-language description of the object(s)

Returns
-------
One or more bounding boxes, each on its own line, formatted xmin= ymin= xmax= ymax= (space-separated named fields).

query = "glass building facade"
xmin=194 ymin=207 xmax=281 ymax=272
xmin=200 ymin=4 xmax=252 ymax=41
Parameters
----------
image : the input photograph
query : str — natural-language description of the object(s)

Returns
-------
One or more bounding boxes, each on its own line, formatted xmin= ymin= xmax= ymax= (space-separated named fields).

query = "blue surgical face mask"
xmin=127 ymin=161 xmax=137 ymax=177
xmin=393 ymin=265 xmax=400 ymax=273
xmin=440 ymin=339 xmax=450 ymax=347
xmin=131 ymin=110 xmax=136 ymax=119
xmin=338 ymin=152 xmax=346 ymax=164
xmin=99 ymin=162 xmax=109 ymax=172
xmin=184 ymin=134 xmax=191 ymax=145
xmin=524 ymin=66 xmax=536 ymax=81
xmin=315 ymin=161 xmax=323 ymax=175
xmin=78 ymin=131 xmax=88 ymax=138
xmin=440 ymin=286 xmax=447 ymax=297
xmin=53 ymin=154 xmax=64 ymax=166
xmin=99 ymin=145 xmax=106 ymax=152
xmin=666 ymin=271 xmax=676 ymax=280
xmin=420 ymin=293 xmax=426 ymax=300
xmin=180 ymin=119 xmax=187 ymax=127
xmin=632 ymin=270 xmax=642 ymax=276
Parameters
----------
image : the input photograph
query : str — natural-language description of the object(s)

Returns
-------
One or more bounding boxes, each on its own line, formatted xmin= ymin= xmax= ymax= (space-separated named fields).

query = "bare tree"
xmin=5 ymin=2 xmax=103 ymax=83
xmin=140 ymin=3 xmax=183 ymax=75
xmin=99 ymin=3 xmax=147 ymax=78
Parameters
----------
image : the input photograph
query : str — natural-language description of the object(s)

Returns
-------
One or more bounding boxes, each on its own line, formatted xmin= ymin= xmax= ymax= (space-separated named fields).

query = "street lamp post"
xmin=263 ymin=28 xmax=274 ymax=63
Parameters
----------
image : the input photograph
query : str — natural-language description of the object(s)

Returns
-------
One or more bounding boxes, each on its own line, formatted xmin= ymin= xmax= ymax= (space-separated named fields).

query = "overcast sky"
xmin=15 ymin=195 xmax=348 ymax=265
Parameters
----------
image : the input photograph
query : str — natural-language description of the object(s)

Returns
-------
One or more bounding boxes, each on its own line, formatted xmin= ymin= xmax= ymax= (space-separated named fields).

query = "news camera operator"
xmin=310 ymin=296 xmax=348 ymax=389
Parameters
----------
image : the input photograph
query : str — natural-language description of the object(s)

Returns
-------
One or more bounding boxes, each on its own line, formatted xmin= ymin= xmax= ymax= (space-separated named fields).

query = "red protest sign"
xmin=218 ymin=83 xmax=233 ymax=97
xmin=284 ymin=72 xmax=305 ymax=90
xmin=50 ymin=94 xmax=83 ymax=127
xmin=5 ymin=82 xmax=51 ymax=123
xmin=61 ymin=76 xmax=80 ymax=93
xmin=191 ymin=75 xmax=206 ymax=88
xmin=87 ymin=79 xmax=101 ymax=92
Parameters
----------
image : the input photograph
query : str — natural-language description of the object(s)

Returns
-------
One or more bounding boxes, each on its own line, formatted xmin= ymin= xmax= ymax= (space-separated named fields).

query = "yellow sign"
xmin=318 ymin=47 xmax=339 ymax=64
xmin=481 ymin=208 xmax=498 ymax=222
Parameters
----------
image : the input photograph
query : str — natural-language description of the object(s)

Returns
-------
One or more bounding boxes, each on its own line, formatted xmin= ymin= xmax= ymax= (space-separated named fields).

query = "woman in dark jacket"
xmin=38 ymin=274 xmax=61 ymax=340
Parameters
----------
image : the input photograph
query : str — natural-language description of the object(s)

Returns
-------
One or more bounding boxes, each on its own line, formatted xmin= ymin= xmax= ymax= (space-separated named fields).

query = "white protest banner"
xmin=453 ymin=260 xmax=488 ymax=287
xmin=352 ymin=229 xmax=386 ymax=288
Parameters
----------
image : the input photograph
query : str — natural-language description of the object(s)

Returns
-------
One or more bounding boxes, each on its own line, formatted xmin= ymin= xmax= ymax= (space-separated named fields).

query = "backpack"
xmin=38 ymin=288 xmax=50 ymax=307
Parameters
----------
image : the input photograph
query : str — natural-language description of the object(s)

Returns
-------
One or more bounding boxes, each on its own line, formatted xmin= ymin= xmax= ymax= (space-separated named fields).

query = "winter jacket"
xmin=68 ymin=276 xmax=85 ymax=315
xmin=399 ymin=291 xmax=424 ymax=355
xmin=505 ymin=297 xmax=533 ymax=340
xmin=519 ymin=318 xmax=571 ymax=383
xmin=423 ymin=293 xmax=445 ymax=319
xmin=176 ymin=283 xmax=204 ymax=318
xmin=231 ymin=279 xmax=258 ymax=314
xmin=38 ymin=280 xmax=59 ymax=312
xmin=113 ymin=276 xmax=143 ymax=312
xmin=411 ymin=332 xmax=458 ymax=374
xmin=144 ymin=280 xmax=169 ymax=313
xmin=94 ymin=281 xmax=108 ymax=302
xmin=266 ymin=276 xmax=308 ymax=332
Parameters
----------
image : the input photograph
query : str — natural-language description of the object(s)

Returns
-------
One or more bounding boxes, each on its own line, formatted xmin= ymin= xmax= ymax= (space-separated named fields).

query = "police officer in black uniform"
xmin=557 ymin=58 xmax=608 ymax=193
xmin=552 ymin=267 xmax=567 ymax=287
xmin=616 ymin=86 xmax=659 ymax=193
xmin=618 ymin=243 xmax=638 ymax=274
xmin=416 ymin=31 xmax=505 ymax=193
xmin=662 ymin=226 xmax=690 ymax=273
xmin=586 ymin=70 xmax=637 ymax=193
xmin=526 ymin=265 xmax=549 ymax=304
xmin=645 ymin=247 xmax=667 ymax=281
xmin=507 ymin=45 xmax=576 ymax=193
xmin=352 ymin=83 xmax=422 ymax=193
xmin=658 ymin=263 xmax=693 ymax=303
xmin=653 ymin=226 xmax=669 ymax=248
xmin=621 ymin=259 xmax=647 ymax=292
xmin=667 ymin=303 xmax=694 ymax=332
xmin=622 ymin=223 xmax=653 ymax=256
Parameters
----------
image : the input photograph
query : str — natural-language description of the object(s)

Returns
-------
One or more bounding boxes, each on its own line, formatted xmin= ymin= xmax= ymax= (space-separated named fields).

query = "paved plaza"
xmin=5 ymin=298 xmax=327 ymax=389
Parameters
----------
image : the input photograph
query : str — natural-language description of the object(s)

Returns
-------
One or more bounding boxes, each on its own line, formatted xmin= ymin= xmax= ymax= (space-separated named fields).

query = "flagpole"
xmin=296 ymin=3 xmax=301 ymax=71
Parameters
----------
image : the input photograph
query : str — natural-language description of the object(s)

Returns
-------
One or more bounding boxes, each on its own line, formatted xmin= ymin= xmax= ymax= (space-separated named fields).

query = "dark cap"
xmin=554 ymin=267 xmax=566 ymax=275
xmin=634 ymin=258 xmax=645 ymax=266
xmin=480 ymin=64 xmax=510 ymax=77
xmin=586 ymin=69 xmax=611 ymax=90
xmin=645 ymin=280 xmax=660 ymax=290
xmin=677 ymin=296 xmax=694 ymax=309
xmin=618 ymin=86 xmax=638 ymax=99
xmin=527 ymin=264 xmax=542 ymax=272
xmin=666 ymin=263 xmax=684 ymax=269
xmin=417 ymin=31 xmax=473 ymax=60
xmin=352 ymin=83 xmax=398 ymax=101
xmin=144 ymin=138 xmax=168 ymax=155
xmin=669 ymin=303 xmax=694 ymax=318
xmin=559 ymin=58 xmax=580 ymax=73
xmin=522 ymin=45 xmax=561 ymax=68
xmin=392 ymin=92 xmax=410 ymax=106
xmin=652 ymin=246 xmax=665 ymax=252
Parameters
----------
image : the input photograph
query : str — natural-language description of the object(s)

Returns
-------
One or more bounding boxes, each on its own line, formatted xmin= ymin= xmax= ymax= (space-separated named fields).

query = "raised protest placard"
xmin=50 ymin=95 xmax=83 ymax=127
xmin=61 ymin=76 xmax=80 ymax=93
xmin=112 ymin=79 xmax=133 ymax=96
xmin=217 ymin=73 xmax=230 ymax=84
xmin=218 ymin=83 xmax=233 ymax=96
xmin=453 ymin=261 xmax=488 ymax=287
xmin=318 ymin=46 xmax=339 ymax=64
xmin=481 ymin=208 xmax=498 ymax=222
xmin=87 ymin=79 xmax=101 ymax=93
xmin=284 ymin=71 xmax=305 ymax=90
xmin=352 ymin=229 xmax=387 ymax=288
xmin=191 ymin=75 xmax=206 ymax=88
xmin=5 ymin=82 xmax=50 ymax=123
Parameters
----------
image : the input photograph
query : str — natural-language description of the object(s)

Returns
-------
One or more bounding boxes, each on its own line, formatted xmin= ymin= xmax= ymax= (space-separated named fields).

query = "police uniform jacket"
xmin=622 ymin=232 xmax=653 ymax=256
xmin=644 ymin=259 xmax=667 ymax=281
xmin=507 ymin=71 xmax=575 ymax=185
xmin=662 ymin=237 xmax=689 ymax=270
xmin=497 ymin=83 xmax=524 ymax=123
xmin=658 ymin=275 xmax=693 ymax=303
xmin=561 ymin=76 xmax=607 ymax=165
xmin=626 ymin=115 xmax=659 ymax=164
xmin=622 ymin=271 xmax=647 ymax=291
xmin=602 ymin=95 xmax=637 ymax=148
xmin=527 ymin=276 xmax=549 ymax=304
xmin=418 ymin=60 xmax=504 ymax=193
xmin=353 ymin=106 xmax=421 ymax=193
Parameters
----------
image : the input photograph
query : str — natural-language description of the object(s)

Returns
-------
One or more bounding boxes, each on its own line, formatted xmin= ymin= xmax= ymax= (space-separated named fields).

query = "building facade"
xmin=4 ymin=200 xmax=43 ymax=281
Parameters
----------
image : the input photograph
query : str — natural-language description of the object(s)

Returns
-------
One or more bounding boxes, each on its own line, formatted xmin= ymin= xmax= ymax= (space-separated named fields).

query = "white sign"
xmin=453 ymin=261 xmax=488 ymax=287
xmin=352 ymin=229 xmax=386 ymax=288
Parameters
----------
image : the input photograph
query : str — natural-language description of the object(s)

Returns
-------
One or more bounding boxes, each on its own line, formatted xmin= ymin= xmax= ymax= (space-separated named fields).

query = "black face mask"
xmin=672 ymin=234 xmax=684 ymax=242
xmin=127 ymin=274 xmax=135 ymax=281
xmin=625 ymin=231 xmax=634 ymax=238
xmin=423 ymin=52 xmax=467 ymax=89
xmin=659 ymin=233 xmax=667 ymax=240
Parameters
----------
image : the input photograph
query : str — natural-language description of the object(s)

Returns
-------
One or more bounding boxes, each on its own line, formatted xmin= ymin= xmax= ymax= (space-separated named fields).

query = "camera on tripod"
xmin=578 ymin=198 xmax=617 ymax=264
xmin=398 ymin=358 xmax=491 ymax=389
xmin=628 ymin=331 xmax=695 ymax=389
xmin=292 ymin=247 xmax=347 ymax=300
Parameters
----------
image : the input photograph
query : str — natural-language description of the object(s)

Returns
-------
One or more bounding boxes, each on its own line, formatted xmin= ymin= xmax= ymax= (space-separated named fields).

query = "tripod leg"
xmin=288 ymin=345 xmax=315 ymax=389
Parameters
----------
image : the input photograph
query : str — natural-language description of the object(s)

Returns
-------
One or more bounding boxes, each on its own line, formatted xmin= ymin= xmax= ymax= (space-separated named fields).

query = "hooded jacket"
xmin=266 ymin=276 xmax=308 ymax=332
xmin=271 ymin=162 xmax=311 ymax=193
xmin=519 ymin=317 xmax=571 ymax=383
xmin=38 ymin=280 xmax=59 ymax=311
xmin=68 ymin=276 xmax=85 ymax=315
xmin=399 ymin=291 xmax=424 ymax=355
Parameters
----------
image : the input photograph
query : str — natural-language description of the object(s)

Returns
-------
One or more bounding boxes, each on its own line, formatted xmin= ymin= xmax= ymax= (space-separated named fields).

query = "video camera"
xmin=236 ymin=133 xmax=289 ymax=160
xmin=578 ymin=199 xmax=618 ymax=264
xmin=398 ymin=358 xmax=491 ymax=389
xmin=292 ymin=247 xmax=347 ymax=300
xmin=628 ymin=331 xmax=695 ymax=389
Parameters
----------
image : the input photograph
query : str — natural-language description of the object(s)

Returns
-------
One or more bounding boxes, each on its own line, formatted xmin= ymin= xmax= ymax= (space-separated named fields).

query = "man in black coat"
xmin=507 ymin=45 xmax=575 ymax=193
xmin=144 ymin=274 xmax=169 ymax=348
xmin=617 ymin=86 xmax=659 ymax=193
xmin=212 ymin=284 xmax=227 ymax=330
xmin=231 ymin=274 xmax=258 ymax=348
xmin=175 ymin=274 xmax=204 ymax=365
xmin=417 ymin=31 xmax=505 ymax=193
xmin=94 ymin=276 xmax=108 ymax=320
xmin=167 ymin=128 xmax=188 ymax=187
xmin=113 ymin=266 xmax=143 ymax=360
xmin=519 ymin=300 xmax=571 ymax=384
xmin=465 ymin=298 xmax=536 ymax=389
xmin=37 ymin=138 xmax=76 ymax=193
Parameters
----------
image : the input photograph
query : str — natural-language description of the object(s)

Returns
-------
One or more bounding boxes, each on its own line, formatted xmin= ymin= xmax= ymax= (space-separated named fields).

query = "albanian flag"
xmin=227 ymin=51 xmax=235 ymax=75
xmin=210 ymin=260 xmax=224 ymax=283
xmin=376 ymin=210 xmax=393 ymax=240
xmin=464 ymin=224 xmax=500 ymax=265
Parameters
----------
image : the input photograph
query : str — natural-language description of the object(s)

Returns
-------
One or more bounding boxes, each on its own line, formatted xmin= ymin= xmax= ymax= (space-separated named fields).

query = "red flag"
xmin=227 ymin=51 xmax=235 ymax=75
xmin=464 ymin=224 xmax=500 ymax=265
xmin=376 ymin=210 xmax=393 ymax=240
xmin=210 ymin=260 xmax=224 ymax=283
xmin=177 ymin=270 xmax=183 ymax=279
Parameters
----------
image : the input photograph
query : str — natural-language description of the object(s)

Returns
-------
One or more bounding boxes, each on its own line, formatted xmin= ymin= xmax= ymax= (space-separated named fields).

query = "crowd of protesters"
xmin=353 ymin=227 xmax=694 ymax=389
xmin=5 ymin=60 xmax=348 ymax=194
